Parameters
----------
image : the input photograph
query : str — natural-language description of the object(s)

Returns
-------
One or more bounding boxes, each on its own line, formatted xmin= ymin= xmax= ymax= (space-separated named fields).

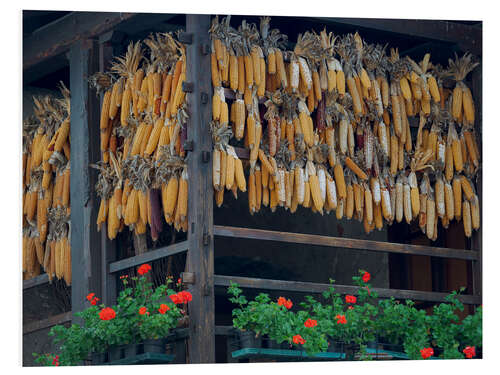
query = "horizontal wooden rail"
xmin=23 ymin=312 xmax=72 ymax=335
xmin=214 ymin=275 xmax=481 ymax=305
xmin=214 ymin=226 xmax=478 ymax=261
xmin=23 ymin=273 xmax=49 ymax=290
xmin=109 ymin=240 xmax=189 ymax=273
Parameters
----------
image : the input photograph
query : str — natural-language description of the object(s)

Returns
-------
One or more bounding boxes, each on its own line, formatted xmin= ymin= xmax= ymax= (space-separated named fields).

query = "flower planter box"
xmin=91 ymin=339 xmax=174 ymax=366
xmin=238 ymin=330 xmax=262 ymax=349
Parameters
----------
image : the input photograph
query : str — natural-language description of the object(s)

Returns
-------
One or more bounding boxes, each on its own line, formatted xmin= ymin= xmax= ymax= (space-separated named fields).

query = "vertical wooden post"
xmin=99 ymin=37 xmax=118 ymax=306
xmin=471 ymin=60 xmax=482 ymax=302
xmin=69 ymin=39 xmax=102 ymax=319
xmin=185 ymin=14 xmax=215 ymax=363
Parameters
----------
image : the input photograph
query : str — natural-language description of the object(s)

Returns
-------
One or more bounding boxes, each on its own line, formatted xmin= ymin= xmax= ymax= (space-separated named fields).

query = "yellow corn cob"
xmin=345 ymin=157 xmax=368 ymax=181
xmin=309 ymin=173 xmax=324 ymax=214
xmin=255 ymin=166 xmax=262 ymax=211
xmin=139 ymin=123 xmax=153 ymax=156
xmin=470 ymin=194 xmax=480 ymax=230
xmin=452 ymin=139 xmax=463 ymax=173
xmin=164 ymin=175 xmax=179 ymax=220
xmin=215 ymin=188 xmax=224 ymax=207
xmin=234 ymin=158 xmax=247 ymax=192
xmin=460 ymin=176 xmax=474 ymax=201
xmin=462 ymin=85 xmax=475 ymax=125
xmin=100 ymin=90 xmax=112 ymax=129
xmin=347 ymin=76 xmax=362 ymax=115
xmin=463 ymin=200 xmax=472 ymax=237
xmin=145 ymin=118 xmax=164 ymax=156
xmin=427 ymin=75 xmax=440 ymax=103
xmin=178 ymin=169 xmax=188 ymax=222
xmin=329 ymin=65 xmax=343 ymax=95
xmin=334 ymin=163 xmax=346 ymax=200
xmin=426 ymin=195 xmax=436 ymax=240
xmin=229 ymin=53 xmax=239 ymax=91
xmin=374 ymin=201 xmax=383 ymax=230
xmin=444 ymin=181 xmax=454 ymax=221
xmin=464 ymin=131 xmax=479 ymax=168
xmin=399 ymin=77 xmax=412 ymax=101
xmin=452 ymin=85 xmax=463 ymax=120
xmin=225 ymin=152 xmax=235 ymax=190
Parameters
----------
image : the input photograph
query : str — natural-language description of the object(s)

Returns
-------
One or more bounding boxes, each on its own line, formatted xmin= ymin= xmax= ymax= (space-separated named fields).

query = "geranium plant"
xmin=228 ymin=270 xmax=482 ymax=361
xmin=33 ymin=264 xmax=191 ymax=366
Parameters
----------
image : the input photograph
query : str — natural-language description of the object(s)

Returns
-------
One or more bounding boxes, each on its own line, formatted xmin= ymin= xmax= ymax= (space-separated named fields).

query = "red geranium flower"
xmin=362 ymin=271 xmax=371 ymax=283
xmin=90 ymin=297 xmax=99 ymax=306
xmin=158 ymin=304 xmax=170 ymax=314
xmin=139 ymin=307 xmax=148 ymax=315
xmin=284 ymin=299 xmax=293 ymax=309
xmin=293 ymin=335 xmax=306 ymax=345
xmin=463 ymin=346 xmax=476 ymax=359
xmin=345 ymin=295 xmax=357 ymax=304
xmin=304 ymin=318 xmax=317 ymax=328
xmin=99 ymin=307 xmax=116 ymax=321
xmin=137 ymin=263 xmax=152 ymax=275
xmin=170 ymin=293 xmax=181 ymax=304
xmin=177 ymin=278 xmax=182 ymax=285
xmin=178 ymin=290 xmax=193 ymax=303
xmin=335 ymin=314 xmax=347 ymax=324
xmin=420 ymin=347 xmax=434 ymax=359
xmin=277 ymin=297 xmax=287 ymax=306
xmin=86 ymin=293 xmax=95 ymax=301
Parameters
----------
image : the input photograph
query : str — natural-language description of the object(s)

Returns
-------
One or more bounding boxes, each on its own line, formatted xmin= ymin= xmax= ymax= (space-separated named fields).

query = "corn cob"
xmin=463 ymin=199 xmax=472 ymax=237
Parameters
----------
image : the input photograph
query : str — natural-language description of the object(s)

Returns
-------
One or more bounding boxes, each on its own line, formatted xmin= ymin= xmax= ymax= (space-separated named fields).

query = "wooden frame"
xmin=22 ymin=12 xmax=482 ymax=363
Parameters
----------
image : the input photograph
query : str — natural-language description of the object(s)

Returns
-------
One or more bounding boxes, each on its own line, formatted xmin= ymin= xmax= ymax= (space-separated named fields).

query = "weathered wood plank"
xmin=185 ymin=14 xmax=215 ymax=364
xmin=23 ymin=312 xmax=72 ymax=335
xmin=23 ymin=274 xmax=49 ymax=290
xmin=316 ymin=18 xmax=482 ymax=56
xmin=24 ymin=12 xmax=136 ymax=70
xmin=69 ymin=39 xmax=102 ymax=319
xmin=214 ymin=275 xmax=481 ymax=305
xmin=471 ymin=63 xmax=482 ymax=301
xmin=99 ymin=41 xmax=117 ymax=306
xmin=109 ymin=241 xmax=189 ymax=273
xmin=213 ymin=226 xmax=478 ymax=261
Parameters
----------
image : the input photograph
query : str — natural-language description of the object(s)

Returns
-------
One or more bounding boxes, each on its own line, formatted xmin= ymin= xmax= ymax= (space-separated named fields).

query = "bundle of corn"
xmin=22 ymin=83 xmax=72 ymax=284
xmin=208 ymin=15 xmax=481 ymax=240
xmin=90 ymin=32 xmax=188 ymax=242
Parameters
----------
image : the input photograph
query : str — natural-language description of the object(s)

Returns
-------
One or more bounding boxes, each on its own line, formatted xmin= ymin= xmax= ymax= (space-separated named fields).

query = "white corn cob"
xmin=347 ymin=122 xmax=355 ymax=158
xmin=370 ymin=177 xmax=381 ymax=205
xmin=395 ymin=175 xmax=403 ymax=223
xmin=318 ymin=168 xmax=327 ymax=203
xmin=403 ymin=177 xmax=412 ymax=224
xmin=326 ymin=175 xmax=338 ymax=210
xmin=298 ymin=56 xmax=312 ymax=90
xmin=339 ymin=118 xmax=348 ymax=155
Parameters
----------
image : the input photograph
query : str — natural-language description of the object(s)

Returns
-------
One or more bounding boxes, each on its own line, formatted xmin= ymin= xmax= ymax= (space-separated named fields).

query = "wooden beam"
xmin=24 ymin=12 xmax=136 ymax=70
xmin=316 ymin=18 xmax=482 ymax=56
xmin=109 ymin=241 xmax=189 ymax=273
xmin=214 ymin=275 xmax=481 ymax=305
xmin=23 ymin=274 xmax=49 ymax=290
xmin=69 ymin=39 xmax=102 ymax=320
xmin=214 ymin=226 xmax=478 ymax=261
xmin=185 ymin=14 xmax=215 ymax=363
xmin=23 ymin=312 xmax=72 ymax=335
xmin=471 ymin=64 xmax=482 ymax=301
xmin=99 ymin=40 xmax=117 ymax=307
